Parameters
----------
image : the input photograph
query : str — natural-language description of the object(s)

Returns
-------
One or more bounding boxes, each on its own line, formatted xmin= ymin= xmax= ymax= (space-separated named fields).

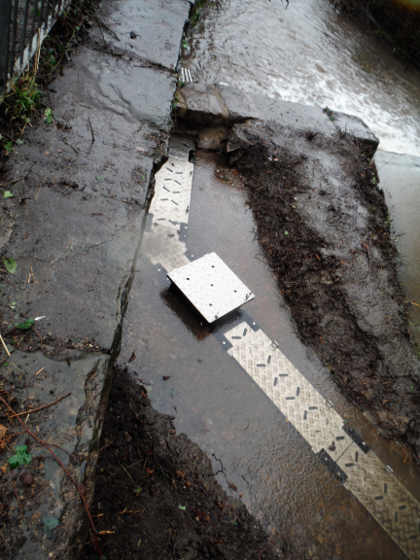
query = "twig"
xmin=121 ymin=464 xmax=135 ymax=483
xmin=87 ymin=117 xmax=95 ymax=145
xmin=0 ymin=334 xmax=11 ymax=357
xmin=63 ymin=137 xmax=79 ymax=154
xmin=0 ymin=176 xmax=26 ymax=188
xmin=0 ymin=395 xmax=102 ymax=557
xmin=10 ymin=392 xmax=71 ymax=418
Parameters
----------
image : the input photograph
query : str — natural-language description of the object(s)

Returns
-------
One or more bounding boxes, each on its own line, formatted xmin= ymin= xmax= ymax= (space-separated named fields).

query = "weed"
xmin=15 ymin=318 xmax=35 ymax=331
xmin=3 ymin=141 xmax=14 ymax=155
xmin=5 ymin=74 xmax=41 ymax=129
xmin=322 ymin=106 xmax=336 ymax=122
xmin=8 ymin=444 xmax=32 ymax=469
xmin=44 ymin=107 xmax=54 ymax=125
xmin=188 ymin=0 xmax=221 ymax=27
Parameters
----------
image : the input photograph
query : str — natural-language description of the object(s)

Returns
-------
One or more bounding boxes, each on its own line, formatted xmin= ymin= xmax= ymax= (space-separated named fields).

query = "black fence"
xmin=0 ymin=0 xmax=72 ymax=93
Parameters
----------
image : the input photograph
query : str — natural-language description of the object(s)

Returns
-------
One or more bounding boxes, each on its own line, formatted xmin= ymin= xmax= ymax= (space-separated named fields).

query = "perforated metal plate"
xmin=168 ymin=252 xmax=255 ymax=323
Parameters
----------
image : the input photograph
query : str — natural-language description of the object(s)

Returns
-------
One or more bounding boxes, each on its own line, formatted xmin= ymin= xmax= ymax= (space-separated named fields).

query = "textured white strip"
xmin=338 ymin=444 xmax=420 ymax=559
xmin=225 ymin=321 xmax=420 ymax=559
xmin=225 ymin=322 xmax=353 ymax=460
xmin=143 ymin=148 xmax=193 ymax=271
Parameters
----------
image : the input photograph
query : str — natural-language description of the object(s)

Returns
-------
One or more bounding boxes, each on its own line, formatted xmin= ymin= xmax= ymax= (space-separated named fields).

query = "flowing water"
xmin=189 ymin=0 xmax=420 ymax=344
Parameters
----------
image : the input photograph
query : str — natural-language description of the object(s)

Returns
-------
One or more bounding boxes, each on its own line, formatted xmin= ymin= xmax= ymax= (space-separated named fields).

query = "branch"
xmin=10 ymin=392 xmax=71 ymax=418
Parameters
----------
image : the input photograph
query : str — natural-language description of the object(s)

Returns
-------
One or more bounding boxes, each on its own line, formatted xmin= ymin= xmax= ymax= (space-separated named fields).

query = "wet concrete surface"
xmin=0 ymin=0 xmax=190 ymax=556
xmin=1 ymin=0 xmax=419 ymax=557
xmin=96 ymin=0 xmax=191 ymax=70
xmin=120 ymin=151 xmax=420 ymax=559
xmin=0 ymin=37 xmax=179 ymax=349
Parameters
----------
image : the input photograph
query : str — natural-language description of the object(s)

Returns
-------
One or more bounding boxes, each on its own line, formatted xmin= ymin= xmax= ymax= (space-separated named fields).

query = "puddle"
xmin=123 ymin=150 xmax=420 ymax=558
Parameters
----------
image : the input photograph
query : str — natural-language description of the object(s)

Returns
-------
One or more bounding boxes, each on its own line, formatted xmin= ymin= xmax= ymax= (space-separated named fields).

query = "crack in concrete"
xmin=108 ymin=154 xmax=167 ymax=364
xmin=89 ymin=39 xmax=177 ymax=75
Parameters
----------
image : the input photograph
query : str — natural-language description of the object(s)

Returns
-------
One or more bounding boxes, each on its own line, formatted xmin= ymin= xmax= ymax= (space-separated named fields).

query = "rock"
xmin=197 ymin=126 xmax=228 ymax=150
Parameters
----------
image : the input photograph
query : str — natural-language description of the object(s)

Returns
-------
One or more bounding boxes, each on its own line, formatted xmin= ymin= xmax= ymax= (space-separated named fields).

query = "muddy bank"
xmin=231 ymin=121 xmax=420 ymax=456
xmin=176 ymin=85 xmax=420 ymax=459
xmin=81 ymin=369 xmax=289 ymax=559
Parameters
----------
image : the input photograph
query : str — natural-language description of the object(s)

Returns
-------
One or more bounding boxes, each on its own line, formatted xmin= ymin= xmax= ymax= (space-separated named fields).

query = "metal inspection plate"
xmin=168 ymin=252 xmax=255 ymax=323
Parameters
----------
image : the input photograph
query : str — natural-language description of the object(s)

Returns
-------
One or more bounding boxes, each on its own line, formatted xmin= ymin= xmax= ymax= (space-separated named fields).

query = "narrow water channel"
xmin=189 ymin=0 xmax=420 ymax=344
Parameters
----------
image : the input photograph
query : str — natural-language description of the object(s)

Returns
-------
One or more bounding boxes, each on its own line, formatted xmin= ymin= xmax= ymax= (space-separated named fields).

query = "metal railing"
xmin=0 ymin=0 xmax=73 ymax=93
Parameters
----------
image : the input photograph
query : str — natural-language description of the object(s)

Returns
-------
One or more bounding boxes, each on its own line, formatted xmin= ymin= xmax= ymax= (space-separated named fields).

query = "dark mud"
xmin=224 ymin=118 xmax=420 ymax=459
xmin=81 ymin=369 xmax=288 ymax=560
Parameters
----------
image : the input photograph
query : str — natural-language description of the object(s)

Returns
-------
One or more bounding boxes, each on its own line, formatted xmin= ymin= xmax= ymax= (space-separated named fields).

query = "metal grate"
xmin=0 ymin=0 xmax=74 ymax=93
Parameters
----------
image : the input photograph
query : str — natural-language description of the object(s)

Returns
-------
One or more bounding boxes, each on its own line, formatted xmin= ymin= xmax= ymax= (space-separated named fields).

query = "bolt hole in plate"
xmin=167 ymin=252 xmax=255 ymax=323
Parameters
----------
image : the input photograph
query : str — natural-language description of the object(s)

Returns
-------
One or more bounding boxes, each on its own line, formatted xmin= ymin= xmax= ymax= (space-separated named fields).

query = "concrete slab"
xmin=98 ymin=0 xmax=191 ymax=70
xmin=178 ymin=84 xmax=379 ymax=158
xmin=1 ymin=186 xmax=144 ymax=350
xmin=1 ymin=38 xmax=178 ymax=351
